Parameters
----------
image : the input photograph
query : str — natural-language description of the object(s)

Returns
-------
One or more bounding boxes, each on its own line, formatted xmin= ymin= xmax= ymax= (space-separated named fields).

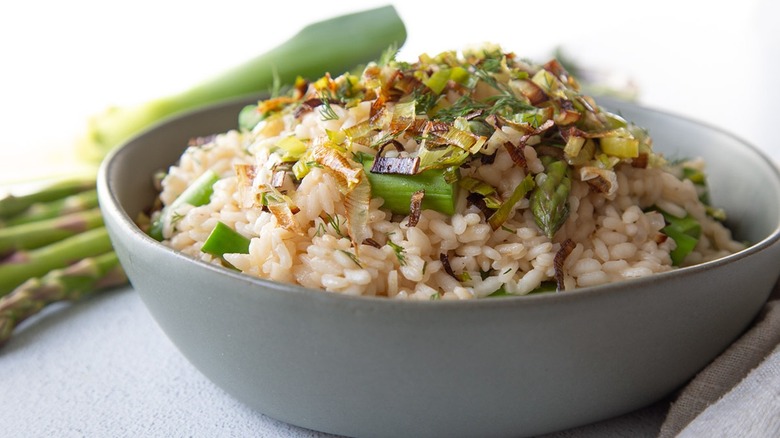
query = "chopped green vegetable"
xmin=201 ymin=221 xmax=251 ymax=258
xmin=530 ymin=159 xmax=572 ymax=238
xmin=600 ymin=134 xmax=639 ymax=158
xmin=360 ymin=158 xmax=457 ymax=215
xmin=659 ymin=210 xmax=702 ymax=266
xmin=149 ymin=169 xmax=220 ymax=241
xmin=487 ymin=175 xmax=535 ymax=230
xmin=459 ymin=177 xmax=502 ymax=209
xmin=238 ymin=104 xmax=265 ymax=132
xmin=486 ymin=281 xmax=557 ymax=297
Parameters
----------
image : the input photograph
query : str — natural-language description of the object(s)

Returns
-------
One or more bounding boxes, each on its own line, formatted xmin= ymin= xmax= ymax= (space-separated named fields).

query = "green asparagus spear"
xmin=201 ymin=221 xmax=251 ymax=258
xmin=0 ymin=251 xmax=126 ymax=348
xmin=360 ymin=158 xmax=458 ymax=215
xmin=148 ymin=169 xmax=220 ymax=241
xmin=76 ymin=5 xmax=407 ymax=162
xmin=0 ymin=227 xmax=114 ymax=296
xmin=530 ymin=159 xmax=572 ymax=239
xmin=0 ymin=178 xmax=95 ymax=220
xmin=0 ymin=207 xmax=104 ymax=256
xmin=3 ymin=189 xmax=99 ymax=227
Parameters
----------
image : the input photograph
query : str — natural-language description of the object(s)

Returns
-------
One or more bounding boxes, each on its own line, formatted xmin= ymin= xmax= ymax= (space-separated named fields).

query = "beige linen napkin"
xmin=658 ymin=279 xmax=780 ymax=437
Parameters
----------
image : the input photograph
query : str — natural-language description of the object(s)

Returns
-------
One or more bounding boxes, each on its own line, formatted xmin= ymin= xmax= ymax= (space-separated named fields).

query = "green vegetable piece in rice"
xmin=149 ymin=169 xmax=220 ymax=241
xmin=487 ymin=175 xmax=535 ymax=230
xmin=147 ymin=43 xmax=747 ymax=299
xmin=201 ymin=221 xmax=251 ymax=258
xmin=531 ymin=159 xmax=571 ymax=239
xmin=360 ymin=158 xmax=457 ymax=216
xmin=659 ymin=210 xmax=702 ymax=266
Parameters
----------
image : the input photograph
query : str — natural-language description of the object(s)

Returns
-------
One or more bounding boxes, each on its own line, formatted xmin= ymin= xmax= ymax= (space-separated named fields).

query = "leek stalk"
xmin=77 ymin=5 xmax=407 ymax=162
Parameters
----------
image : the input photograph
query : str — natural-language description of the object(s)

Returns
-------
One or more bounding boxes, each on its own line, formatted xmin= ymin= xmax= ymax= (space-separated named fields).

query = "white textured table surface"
xmin=2 ymin=286 xmax=671 ymax=437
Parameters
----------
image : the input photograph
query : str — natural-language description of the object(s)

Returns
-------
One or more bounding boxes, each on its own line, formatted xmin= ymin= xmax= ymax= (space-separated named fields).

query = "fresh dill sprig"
xmin=324 ymin=212 xmax=345 ymax=237
xmin=433 ymin=95 xmax=489 ymax=122
xmin=481 ymin=56 xmax=502 ymax=73
xmin=315 ymin=221 xmax=327 ymax=237
xmin=412 ymin=87 xmax=441 ymax=116
xmin=338 ymin=249 xmax=363 ymax=268
xmin=319 ymin=96 xmax=340 ymax=121
xmin=386 ymin=240 xmax=407 ymax=266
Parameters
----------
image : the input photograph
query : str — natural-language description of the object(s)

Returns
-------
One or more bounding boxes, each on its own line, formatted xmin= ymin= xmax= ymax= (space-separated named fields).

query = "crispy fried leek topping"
xmin=237 ymin=45 xmax=671 ymax=242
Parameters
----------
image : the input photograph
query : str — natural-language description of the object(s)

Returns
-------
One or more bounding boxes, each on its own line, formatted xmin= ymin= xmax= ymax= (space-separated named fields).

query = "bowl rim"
xmin=97 ymin=96 xmax=780 ymax=309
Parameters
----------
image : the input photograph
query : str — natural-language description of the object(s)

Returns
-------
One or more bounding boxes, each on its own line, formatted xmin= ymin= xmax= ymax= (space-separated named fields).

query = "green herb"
xmin=338 ymin=249 xmax=363 ymax=268
xmin=386 ymin=240 xmax=407 ymax=266
xmin=324 ymin=213 xmax=346 ymax=237
xmin=658 ymin=209 xmax=702 ymax=266
xmin=319 ymin=96 xmax=340 ymax=121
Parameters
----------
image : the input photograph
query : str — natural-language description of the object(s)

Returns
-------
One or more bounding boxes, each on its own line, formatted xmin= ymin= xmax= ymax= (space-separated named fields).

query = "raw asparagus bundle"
xmin=0 ymin=252 xmax=127 ymax=348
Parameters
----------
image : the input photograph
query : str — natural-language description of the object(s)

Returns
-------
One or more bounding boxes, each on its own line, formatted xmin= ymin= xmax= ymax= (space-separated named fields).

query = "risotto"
xmin=147 ymin=45 xmax=745 ymax=300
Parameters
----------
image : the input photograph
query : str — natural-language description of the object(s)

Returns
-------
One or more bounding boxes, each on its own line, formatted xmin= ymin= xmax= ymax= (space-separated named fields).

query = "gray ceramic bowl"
xmin=98 ymin=95 xmax=780 ymax=438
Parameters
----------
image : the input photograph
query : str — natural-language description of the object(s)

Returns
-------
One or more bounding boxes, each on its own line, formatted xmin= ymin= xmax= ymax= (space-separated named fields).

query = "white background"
xmin=1 ymin=0 xmax=778 ymax=192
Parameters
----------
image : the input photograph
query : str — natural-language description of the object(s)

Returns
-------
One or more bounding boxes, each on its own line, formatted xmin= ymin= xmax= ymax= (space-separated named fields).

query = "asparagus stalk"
xmin=3 ymin=189 xmax=99 ymax=227
xmin=361 ymin=159 xmax=458 ymax=215
xmin=0 ymin=252 xmax=126 ymax=348
xmin=0 ymin=207 xmax=104 ymax=256
xmin=201 ymin=221 xmax=251 ymax=257
xmin=76 ymin=5 xmax=407 ymax=162
xmin=530 ymin=159 xmax=572 ymax=239
xmin=148 ymin=169 xmax=220 ymax=241
xmin=0 ymin=178 xmax=95 ymax=220
xmin=0 ymin=227 xmax=114 ymax=296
